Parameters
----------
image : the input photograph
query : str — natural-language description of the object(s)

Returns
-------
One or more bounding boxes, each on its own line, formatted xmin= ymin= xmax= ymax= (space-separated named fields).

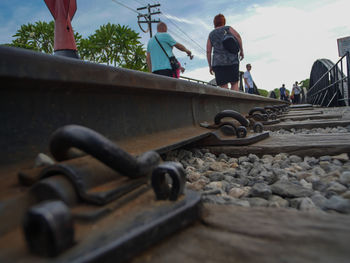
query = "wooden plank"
xmin=206 ymin=133 xmax=350 ymax=157
xmin=283 ymin=111 xmax=323 ymax=116
xmin=266 ymin=119 xmax=350 ymax=131
xmin=132 ymin=204 xmax=350 ymax=263
xmin=280 ymin=114 xmax=341 ymax=121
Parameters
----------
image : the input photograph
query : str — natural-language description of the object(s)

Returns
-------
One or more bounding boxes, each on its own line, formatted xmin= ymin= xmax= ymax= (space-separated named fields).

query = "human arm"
xmin=229 ymin=26 xmax=244 ymax=60
xmin=146 ymin=52 xmax=152 ymax=72
xmin=206 ymin=37 xmax=213 ymax=75
xmin=174 ymin=43 xmax=193 ymax=59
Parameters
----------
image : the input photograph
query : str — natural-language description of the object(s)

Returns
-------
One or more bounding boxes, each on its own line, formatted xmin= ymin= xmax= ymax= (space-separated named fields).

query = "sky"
xmin=1 ymin=0 xmax=349 ymax=91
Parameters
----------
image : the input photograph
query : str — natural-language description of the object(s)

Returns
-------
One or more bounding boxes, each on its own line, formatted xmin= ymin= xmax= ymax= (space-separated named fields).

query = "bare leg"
xmin=220 ymin=84 xmax=229 ymax=89
xmin=230 ymin=82 xmax=239 ymax=91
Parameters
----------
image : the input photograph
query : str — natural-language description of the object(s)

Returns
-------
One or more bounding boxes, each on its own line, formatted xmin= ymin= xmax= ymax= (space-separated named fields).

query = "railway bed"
xmin=1 ymin=46 xmax=350 ymax=262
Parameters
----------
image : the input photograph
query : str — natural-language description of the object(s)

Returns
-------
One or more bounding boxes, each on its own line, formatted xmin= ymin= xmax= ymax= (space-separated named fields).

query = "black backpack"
xmin=222 ymin=28 xmax=240 ymax=54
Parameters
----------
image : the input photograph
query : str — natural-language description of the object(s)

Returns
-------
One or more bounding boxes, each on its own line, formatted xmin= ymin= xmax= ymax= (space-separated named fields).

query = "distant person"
xmin=244 ymin=63 xmax=254 ymax=94
xmin=146 ymin=22 xmax=193 ymax=77
xmin=206 ymin=13 xmax=244 ymax=90
xmin=292 ymin=81 xmax=301 ymax=104
xmin=280 ymin=84 xmax=287 ymax=101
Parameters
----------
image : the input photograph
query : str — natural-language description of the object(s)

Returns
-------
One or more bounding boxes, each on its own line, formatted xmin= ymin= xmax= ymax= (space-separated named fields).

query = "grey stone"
xmin=248 ymin=154 xmax=259 ymax=163
xmin=34 ymin=153 xmax=55 ymax=167
xmin=300 ymin=179 xmax=313 ymax=189
xmin=305 ymin=156 xmax=319 ymax=166
xmin=249 ymin=183 xmax=272 ymax=199
xmin=312 ymin=181 xmax=328 ymax=192
xmin=249 ymin=165 xmax=264 ymax=177
xmin=218 ymin=153 xmax=229 ymax=162
xmin=299 ymin=197 xmax=318 ymax=211
xmin=204 ymin=152 xmax=216 ymax=159
xmin=332 ymin=159 xmax=343 ymax=166
xmin=319 ymin=161 xmax=332 ymax=173
xmin=228 ymin=157 xmax=239 ymax=164
xmin=324 ymin=196 xmax=350 ymax=214
xmin=209 ymin=161 xmax=229 ymax=171
xmin=268 ymin=195 xmax=289 ymax=208
xmin=260 ymin=171 xmax=277 ymax=185
xmin=320 ymin=155 xmax=332 ymax=162
xmin=271 ymin=180 xmax=313 ymax=198
xmin=289 ymin=155 xmax=302 ymax=163
xmin=326 ymin=182 xmax=347 ymax=194
xmin=187 ymin=171 xmax=201 ymax=182
xmin=340 ymin=171 xmax=350 ymax=186
xmin=311 ymin=193 xmax=328 ymax=209
xmin=187 ymin=179 xmax=207 ymax=191
xmin=207 ymin=172 xmax=225 ymax=182
xmin=311 ymin=166 xmax=326 ymax=177
xmin=191 ymin=149 xmax=204 ymax=158
xmin=341 ymin=191 xmax=350 ymax=199
xmin=332 ymin=153 xmax=349 ymax=162
xmin=299 ymin=161 xmax=312 ymax=170
xmin=246 ymin=197 xmax=269 ymax=207
xmin=238 ymin=156 xmax=249 ymax=164
xmin=228 ymin=187 xmax=247 ymax=198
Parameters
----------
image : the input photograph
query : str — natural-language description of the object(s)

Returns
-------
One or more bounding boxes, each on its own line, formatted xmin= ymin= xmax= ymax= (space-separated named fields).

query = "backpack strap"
xmin=154 ymin=36 xmax=170 ymax=59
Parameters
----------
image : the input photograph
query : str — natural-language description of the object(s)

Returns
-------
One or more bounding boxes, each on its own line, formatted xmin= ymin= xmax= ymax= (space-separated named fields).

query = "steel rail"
xmin=0 ymin=46 xmax=284 ymax=168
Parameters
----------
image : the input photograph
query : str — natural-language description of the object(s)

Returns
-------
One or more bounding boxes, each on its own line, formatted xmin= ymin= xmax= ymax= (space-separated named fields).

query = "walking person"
xmin=292 ymin=81 xmax=301 ymax=104
xmin=243 ymin=64 xmax=254 ymax=94
xmin=206 ymin=14 xmax=244 ymax=90
xmin=146 ymin=22 xmax=193 ymax=77
xmin=280 ymin=84 xmax=287 ymax=101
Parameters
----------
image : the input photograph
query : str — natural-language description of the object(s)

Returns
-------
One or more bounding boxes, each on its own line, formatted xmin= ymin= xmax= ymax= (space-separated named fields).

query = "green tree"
xmin=9 ymin=21 xmax=55 ymax=53
xmin=258 ymin=89 xmax=268 ymax=97
xmin=80 ymin=23 xmax=147 ymax=71
xmin=8 ymin=21 xmax=82 ymax=54
xmin=7 ymin=21 xmax=147 ymax=71
xmin=299 ymin=78 xmax=310 ymax=90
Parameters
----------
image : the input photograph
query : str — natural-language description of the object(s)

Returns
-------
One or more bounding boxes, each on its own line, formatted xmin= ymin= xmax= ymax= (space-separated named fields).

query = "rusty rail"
xmin=0 ymin=46 xmax=284 ymax=167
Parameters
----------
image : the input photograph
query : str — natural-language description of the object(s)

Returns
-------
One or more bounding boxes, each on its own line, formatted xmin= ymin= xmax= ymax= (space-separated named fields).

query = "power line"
xmin=160 ymin=12 xmax=206 ymax=53
xmin=132 ymin=0 xmax=148 ymax=6
xmin=111 ymin=0 xmax=141 ymax=15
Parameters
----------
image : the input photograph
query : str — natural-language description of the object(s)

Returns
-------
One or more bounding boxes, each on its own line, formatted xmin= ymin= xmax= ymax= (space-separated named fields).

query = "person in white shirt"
xmin=243 ymin=64 xmax=254 ymax=94
xmin=292 ymin=81 xmax=301 ymax=104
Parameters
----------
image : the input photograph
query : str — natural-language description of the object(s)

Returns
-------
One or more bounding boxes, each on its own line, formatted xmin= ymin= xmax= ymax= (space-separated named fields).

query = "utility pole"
xmin=137 ymin=3 xmax=161 ymax=38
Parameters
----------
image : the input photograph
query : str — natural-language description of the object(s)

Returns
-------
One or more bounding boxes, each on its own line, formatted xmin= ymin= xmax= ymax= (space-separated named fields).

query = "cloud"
xmin=207 ymin=0 xmax=350 ymax=91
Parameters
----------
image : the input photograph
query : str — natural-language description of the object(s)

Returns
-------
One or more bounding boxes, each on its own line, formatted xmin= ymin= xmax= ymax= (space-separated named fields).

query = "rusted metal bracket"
xmin=198 ymin=110 xmax=270 ymax=146
xmin=9 ymin=125 xmax=202 ymax=260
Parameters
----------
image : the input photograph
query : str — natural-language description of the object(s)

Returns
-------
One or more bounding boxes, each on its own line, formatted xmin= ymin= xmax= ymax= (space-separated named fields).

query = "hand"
xmin=239 ymin=51 xmax=244 ymax=61
xmin=187 ymin=50 xmax=193 ymax=60
xmin=180 ymin=67 xmax=185 ymax=73
xmin=209 ymin=67 xmax=213 ymax=75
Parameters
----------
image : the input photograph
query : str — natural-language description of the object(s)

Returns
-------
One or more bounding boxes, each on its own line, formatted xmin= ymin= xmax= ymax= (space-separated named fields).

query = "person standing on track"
xmin=292 ymin=81 xmax=301 ymax=104
xmin=146 ymin=22 xmax=193 ymax=78
xmin=280 ymin=84 xmax=287 ymax=101
xmin=206 ymin=14 xmax=244 ymax=90
xmin=243 ymin=63 xmax=254 ymax=94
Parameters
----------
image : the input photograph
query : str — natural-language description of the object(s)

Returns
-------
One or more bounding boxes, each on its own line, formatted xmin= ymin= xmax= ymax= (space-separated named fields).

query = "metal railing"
xmin=179 ymin=76 xmax=216 ymax=86
xmin=307 ymin=52 xmax=349 ymax=107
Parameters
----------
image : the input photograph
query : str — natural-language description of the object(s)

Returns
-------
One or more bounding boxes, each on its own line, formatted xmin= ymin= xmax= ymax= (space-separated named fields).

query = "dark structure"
xmin=307 ymin=53 xmax=349 ymax=107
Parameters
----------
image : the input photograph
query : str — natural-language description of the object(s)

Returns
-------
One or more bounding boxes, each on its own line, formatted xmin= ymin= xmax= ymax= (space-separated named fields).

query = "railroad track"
xmin=1 ymin=46 xmax=350 ymax=262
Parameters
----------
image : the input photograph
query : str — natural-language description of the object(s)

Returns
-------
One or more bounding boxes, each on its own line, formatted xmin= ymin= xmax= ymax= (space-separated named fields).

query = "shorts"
xmin=212 ymin=64 xmax=239 ymax=86
xmin=153 ymin=69 xmax=173 ymax=77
